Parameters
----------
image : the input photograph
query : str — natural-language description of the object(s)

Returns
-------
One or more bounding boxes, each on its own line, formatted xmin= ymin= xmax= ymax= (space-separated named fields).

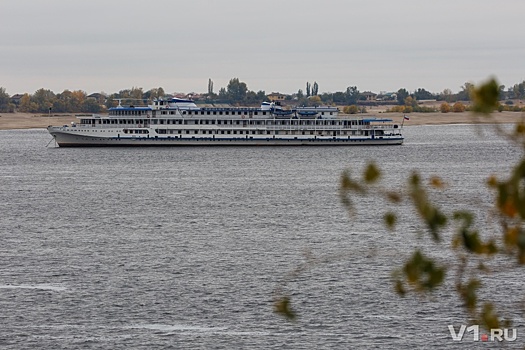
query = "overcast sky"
xmin=2 ymin=0 xmax=524 ymax=96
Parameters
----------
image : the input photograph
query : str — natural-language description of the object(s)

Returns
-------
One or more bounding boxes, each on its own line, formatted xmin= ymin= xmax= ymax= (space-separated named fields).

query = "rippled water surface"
xmin=0 ymin=125 xmax=524 ymax=349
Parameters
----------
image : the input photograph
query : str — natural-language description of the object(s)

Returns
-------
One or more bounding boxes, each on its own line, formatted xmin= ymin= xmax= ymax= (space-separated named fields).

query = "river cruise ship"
xmin=47 ymin=99 xmax=404 ymax=147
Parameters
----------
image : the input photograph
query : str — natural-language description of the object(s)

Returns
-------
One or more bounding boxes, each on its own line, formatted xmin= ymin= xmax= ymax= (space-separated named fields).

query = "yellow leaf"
xmin=486 ymin=175 xmax=498 ymax=188
xmin=429 ymin=176 xmax=445 ymax=188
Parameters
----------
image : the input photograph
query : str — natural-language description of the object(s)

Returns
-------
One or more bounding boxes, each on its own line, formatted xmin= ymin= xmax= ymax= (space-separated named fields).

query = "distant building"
xmin=87 ymin=93 xmax=107 ymax=103
xmin=376 ymin=92 xmax=397 ymax=101
xmin=267 ymin=92 xmax=287 ymax=102
xmin=362 ymin=91 xmax=377 ymax=101
xmin=10 ymin=94 xmax=24 ymax=105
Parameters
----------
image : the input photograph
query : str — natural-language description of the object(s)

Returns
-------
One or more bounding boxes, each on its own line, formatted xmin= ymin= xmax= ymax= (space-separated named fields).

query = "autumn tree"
xmin=307 ymin=95 xmax=322 ymax=106
xmin=144 ymin=87 xmax=165 ymax=101
xmin=275 ymin=79 xmax=525 ymax=336
xmin=343 ymin=105 xmax=358 ymax=114
xmin=452 ymin=102 xmax=466 ymax=113
xmin=18 ymin=94 xmax=34 ymax=112
xmin=440 ymin=103 xmax=451 ymax=113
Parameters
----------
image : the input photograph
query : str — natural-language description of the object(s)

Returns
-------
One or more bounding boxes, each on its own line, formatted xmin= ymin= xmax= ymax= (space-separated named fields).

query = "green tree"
xmin=457 ymin=82 xmax=475 ymax=101
xmin=208 ymin=78 xmax=214 ymax=95
xmin=414 ymin=88 xmax=434 ymax=101
xmin=0 ymin=87 xmax=15 ymax=112
xmin=397 ymin=88 xmax=409 ymax=105
xmin=226 ymin=78 xmax=248 ymax=104
xmin=345 ymin=86 xmax=359 ymax=105
xmin=498 ymin=84 xmax=506 ymax=100
xmin=312 ymin=82 xmax=319 ymax=96
xmin=441 ymin=88 xmax=453 ymax=103
xmin=32 ymin=88 xmax=56 ymax=113
xmin=81 ymin=99 xmax=102 ymax=113
xmin=218 ymin=87 xmax=228 ymax=101
xmin=306 ymin=82 xmax=311 ymax=97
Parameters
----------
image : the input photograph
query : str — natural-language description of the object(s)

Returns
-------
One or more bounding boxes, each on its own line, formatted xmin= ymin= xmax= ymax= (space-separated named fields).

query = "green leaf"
xmin=274 ymin=296 xmax=296 ymax=321
xmin=458 ymin=279 xmax=480 ymax=311
xmin=471 ymin=78 xmax=500 ymax=115
xmin=363 ymin=162 xmax=381 ymax=184
xmin=384 ymin=212 xmax=397 ymax=230
xmin=402 ymin=250 xmax=445 ymax=292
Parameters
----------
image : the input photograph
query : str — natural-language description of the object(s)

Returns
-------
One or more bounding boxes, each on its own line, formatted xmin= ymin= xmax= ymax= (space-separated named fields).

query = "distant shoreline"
xmin=0 ymin=111 xmax=523 ymax=130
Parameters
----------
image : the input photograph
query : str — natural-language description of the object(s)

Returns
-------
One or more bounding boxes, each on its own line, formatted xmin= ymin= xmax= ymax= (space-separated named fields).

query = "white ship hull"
xmin=47 ymin=99 xmax=404 ymax=147
xmin=48 ymin=128 xmax=404 ymax=147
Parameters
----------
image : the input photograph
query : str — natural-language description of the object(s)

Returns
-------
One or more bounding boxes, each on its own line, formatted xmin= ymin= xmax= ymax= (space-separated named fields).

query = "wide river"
xmin=0 ymin=124 xmax=523 ymax=349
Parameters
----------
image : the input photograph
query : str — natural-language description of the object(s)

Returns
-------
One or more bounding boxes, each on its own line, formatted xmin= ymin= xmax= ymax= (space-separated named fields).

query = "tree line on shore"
xmin=1 ymin=78 xmax=524 ymax=114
